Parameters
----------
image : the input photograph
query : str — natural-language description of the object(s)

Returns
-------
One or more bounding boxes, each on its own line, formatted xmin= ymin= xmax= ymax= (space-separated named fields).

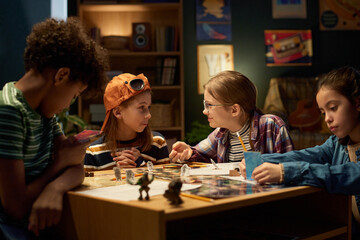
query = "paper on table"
xmin=77 ymin=180 xmax=201 ymax=201
xmin=189 ymin=162 xmax=240 ymax=176
xmin=222 ymin=176 xmax=258 ymax=185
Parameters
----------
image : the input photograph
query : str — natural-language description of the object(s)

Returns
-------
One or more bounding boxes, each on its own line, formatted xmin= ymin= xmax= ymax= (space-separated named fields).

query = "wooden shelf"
xmin=108 ymin=50 xmax=180 ymax=57
xmin=80 ymin=3 xmax=180 ymax=12
xmin=78 ymin=0 xmax=184 ymax=142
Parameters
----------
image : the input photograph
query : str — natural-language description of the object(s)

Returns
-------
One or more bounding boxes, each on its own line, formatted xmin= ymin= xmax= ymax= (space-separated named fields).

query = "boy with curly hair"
xmin=0 ymin=17 xmax=109 ymax=239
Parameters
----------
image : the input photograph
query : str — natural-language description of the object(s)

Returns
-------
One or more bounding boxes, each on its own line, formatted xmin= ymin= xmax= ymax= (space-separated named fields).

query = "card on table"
xmin=244 ymin=152 xmax=262 ymax=180
xmin=74 ymin=130 xmax=103 ymax=143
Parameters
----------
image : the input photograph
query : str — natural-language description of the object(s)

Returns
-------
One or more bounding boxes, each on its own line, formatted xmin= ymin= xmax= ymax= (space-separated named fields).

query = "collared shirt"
xmin=189 ymin=111 xmax=294 ymax=163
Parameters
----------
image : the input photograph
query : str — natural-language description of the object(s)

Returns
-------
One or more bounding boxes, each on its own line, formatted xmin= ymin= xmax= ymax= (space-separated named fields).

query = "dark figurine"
xmin=127 ymin=171 xmax=154 ymax=201
xmin=164 ymin=178 xmax=183 ymax=205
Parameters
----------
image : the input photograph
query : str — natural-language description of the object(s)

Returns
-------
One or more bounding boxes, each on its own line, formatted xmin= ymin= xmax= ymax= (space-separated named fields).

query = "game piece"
xmin=113 ymin=167 xmax=121 ymax=181
xmin=180 ymin=164 xmax=190 ymax=177
xmin=164 ymin=178 xmax=183 ymax=205
xmin=147 ymin=161 xmax=154 ymax=172
xmin=85 ymin=171 xmax=94 ymax=177
xmin=127 ymin=171 xmax=154 ymax=200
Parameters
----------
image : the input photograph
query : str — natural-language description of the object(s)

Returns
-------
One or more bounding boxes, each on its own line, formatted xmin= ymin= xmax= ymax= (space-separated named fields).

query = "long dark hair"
xmin=317 ymin=66 xmax=360 ymax=144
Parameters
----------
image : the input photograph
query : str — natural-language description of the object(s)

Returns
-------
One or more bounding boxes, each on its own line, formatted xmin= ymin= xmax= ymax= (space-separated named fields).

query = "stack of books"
xmin=155 ymin=26 xmax=178 ymax=52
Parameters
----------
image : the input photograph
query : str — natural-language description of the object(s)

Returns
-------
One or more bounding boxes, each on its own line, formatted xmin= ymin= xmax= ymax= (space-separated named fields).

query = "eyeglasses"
xmin=203 ymin=100 xmax=233 ymax=111
xmin=125 ymin=78 xmax=145 ymax=91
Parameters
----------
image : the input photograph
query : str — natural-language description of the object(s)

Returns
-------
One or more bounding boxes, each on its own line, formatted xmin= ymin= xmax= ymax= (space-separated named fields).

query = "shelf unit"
xmin=77 ymin=0 xmax=184 ymax=142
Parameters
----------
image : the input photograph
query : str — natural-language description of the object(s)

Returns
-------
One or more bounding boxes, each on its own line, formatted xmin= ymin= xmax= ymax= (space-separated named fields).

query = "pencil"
xmin=236 ymin=132 xmax=247 ymax=152
xmin=180 ymin=193 xmax=214 ymax=202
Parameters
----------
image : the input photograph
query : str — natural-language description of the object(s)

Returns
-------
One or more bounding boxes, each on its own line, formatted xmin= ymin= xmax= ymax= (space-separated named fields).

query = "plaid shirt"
xmin=189 ymin=111 xmax=294 ymax=163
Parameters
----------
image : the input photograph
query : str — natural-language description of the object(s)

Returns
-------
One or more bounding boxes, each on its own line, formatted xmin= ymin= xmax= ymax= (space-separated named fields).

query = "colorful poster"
xmin=264 ymin=30 xmax=312 ymax=66
xmin=196 ymin=0 xmax=232 ymax=41
xmin=319 ymin=0 xmax=360 ymax=30
xmin=272 ymin=0 xmax=307 ymax=19
xmin=197 ymin=44 xmax=234 ymax=94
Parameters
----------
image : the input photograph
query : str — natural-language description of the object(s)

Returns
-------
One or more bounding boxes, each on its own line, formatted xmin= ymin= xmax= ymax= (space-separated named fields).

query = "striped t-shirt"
xmin=228 ymin=120 xmax=252 ymax=162
xmin=0 ymin=82 xmax=63 ymax=183
xmin=84 ymin=131 xmax=170 ymax=171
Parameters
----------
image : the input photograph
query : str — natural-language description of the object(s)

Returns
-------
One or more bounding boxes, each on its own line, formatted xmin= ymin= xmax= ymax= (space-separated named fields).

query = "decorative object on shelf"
xmin=264 ymin=30 xmax=312 ymax=66
xmin=272 ymin=0 xmax=307 ymax=19
xmin=197 ymin=44 xmax=234 ymax=94
xmin=196 ymin=0 xmax=232 ymax=41
xmin=163 ymin=178 xmax=183 ymax=205
xmin=102 ymin=35 xmax=129 ymax=50
xmin=131 ymin=22 xmax=151 ymax=51
xmin=319 ymin=0 xmax=360 ymax=30
xmin=150 ymin=99 xmax=176 ymax=128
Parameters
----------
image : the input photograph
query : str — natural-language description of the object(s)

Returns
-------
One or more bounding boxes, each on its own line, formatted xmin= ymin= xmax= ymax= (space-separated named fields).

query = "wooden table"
xmin=57 ymin=170 xmax=352 ymax=240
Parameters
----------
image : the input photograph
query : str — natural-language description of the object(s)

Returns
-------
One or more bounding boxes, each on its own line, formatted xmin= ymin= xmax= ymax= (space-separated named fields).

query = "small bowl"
xmin=102 ymin=36 xmax=129 ymax=50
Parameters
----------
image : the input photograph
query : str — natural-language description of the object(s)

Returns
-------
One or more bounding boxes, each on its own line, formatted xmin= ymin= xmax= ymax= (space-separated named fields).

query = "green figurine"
xmin=127 ymin=170 xmax=154 ymax=200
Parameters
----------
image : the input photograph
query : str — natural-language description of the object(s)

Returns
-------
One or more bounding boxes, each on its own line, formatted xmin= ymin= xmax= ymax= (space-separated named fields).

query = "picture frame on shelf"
xmin=197 ymin=44 xmax=234 ymax=94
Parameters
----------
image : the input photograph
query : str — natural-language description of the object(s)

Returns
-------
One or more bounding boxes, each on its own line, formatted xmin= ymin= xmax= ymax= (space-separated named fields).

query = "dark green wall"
xmin=183 ymin=0 xmax=360 ymax=134
xmin=0 ymin=0 xmax=50 ymax=88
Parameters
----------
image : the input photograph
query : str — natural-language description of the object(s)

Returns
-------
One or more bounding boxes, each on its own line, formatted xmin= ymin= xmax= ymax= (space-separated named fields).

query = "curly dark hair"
xmin=24 ymin=17 xmax=109 ymax=97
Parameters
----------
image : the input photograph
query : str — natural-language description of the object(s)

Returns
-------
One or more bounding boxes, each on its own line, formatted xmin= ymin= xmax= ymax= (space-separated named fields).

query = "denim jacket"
xmin=261 ymin=135 xmax=360 ymax=211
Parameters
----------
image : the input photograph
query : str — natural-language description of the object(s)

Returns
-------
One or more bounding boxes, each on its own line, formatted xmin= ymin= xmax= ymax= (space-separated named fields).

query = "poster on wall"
xmin=197 ymin=44 xmax=234 ymax=94
xmin=196 ymin=0 xmax=232 ymax=41
xmin=319 ymin=0 xmax=360 ymax=30
xmin=272 ymin=0 xmax=307 ymax=19
xmin=264 ymin=30 xmax=312 ymax=66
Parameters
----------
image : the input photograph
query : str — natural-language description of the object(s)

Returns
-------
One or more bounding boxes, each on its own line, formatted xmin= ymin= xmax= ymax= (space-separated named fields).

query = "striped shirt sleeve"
xmin=0 ymin=105 xmax=24 ymax=160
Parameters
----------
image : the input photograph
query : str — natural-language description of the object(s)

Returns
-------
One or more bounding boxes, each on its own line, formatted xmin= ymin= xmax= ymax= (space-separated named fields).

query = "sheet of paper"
xmin=222 ymin=176 xmax=258 ymax=185
xmin=77 ymin=180 xmax=201 ymax=201
xmin=189 ymin=162 xmax=240 ymax=176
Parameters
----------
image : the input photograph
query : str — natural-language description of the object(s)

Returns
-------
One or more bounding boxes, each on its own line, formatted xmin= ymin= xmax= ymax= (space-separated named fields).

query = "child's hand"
xmin=112 ymin=147 xmax=139 ymax=168
xmin=27 ymin=183 xmax=63 ymax=236
xmin=239 ymin=159 xmax=246 ymax=178
xmin=169 ymin=141 xmax=193 ymax=163
xmin=252 ymin=163 xmax=282 ymax=184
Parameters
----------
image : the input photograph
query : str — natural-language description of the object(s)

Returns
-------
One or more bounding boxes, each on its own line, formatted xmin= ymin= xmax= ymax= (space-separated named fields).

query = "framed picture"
xmin=272 ymin=0 xmax=307 ymax=19
xmin=319 ymin=0 xmax=360 ymax=30
xmin=197 ymin=44 xmax=234 ymax=94
xmin=196 ymin=0 xmax=232 ymax=41
xmin=264 ymin=30 xmax=312 ymax=66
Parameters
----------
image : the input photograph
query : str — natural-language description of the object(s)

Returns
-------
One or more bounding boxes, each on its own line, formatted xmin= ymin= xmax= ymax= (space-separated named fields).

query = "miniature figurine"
xmin=113 ymin=166 xmax=121 ymax=181
xmin=180 ymin=164 xmax=190 ymax=177
xmin=164 ymin=178 xmax=183 ymax=205
xmin=127 ymin=171 xmax=154 ymax=200
xmin=147 ymin=161 xmax=154 ymax=172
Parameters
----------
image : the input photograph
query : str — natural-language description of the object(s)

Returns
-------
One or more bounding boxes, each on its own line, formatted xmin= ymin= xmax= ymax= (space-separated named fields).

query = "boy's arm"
xmin=28 ymin=163 xmax=84 ymax=235
xmin=0 ymin=135 xmax=88 ymax=221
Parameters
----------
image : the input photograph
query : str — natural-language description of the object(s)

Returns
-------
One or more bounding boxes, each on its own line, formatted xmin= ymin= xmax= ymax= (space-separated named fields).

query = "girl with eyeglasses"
xmin=170 ymin=70 xmax=294 ymax=163
xmin=84 ymin=73 xmax=170 ymax=170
